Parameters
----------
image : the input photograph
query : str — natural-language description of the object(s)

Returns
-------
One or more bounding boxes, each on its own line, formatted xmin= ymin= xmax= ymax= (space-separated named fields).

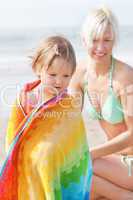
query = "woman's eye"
xmin=104 ymin=39 xmax=112 ymax=42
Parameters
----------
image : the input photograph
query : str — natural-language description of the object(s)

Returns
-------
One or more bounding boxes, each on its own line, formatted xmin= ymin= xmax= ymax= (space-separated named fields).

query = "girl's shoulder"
xmin=19 ymin=80 xmax=41 ymax=114
xmin=22 ymin=80 xmax=41 ymax=92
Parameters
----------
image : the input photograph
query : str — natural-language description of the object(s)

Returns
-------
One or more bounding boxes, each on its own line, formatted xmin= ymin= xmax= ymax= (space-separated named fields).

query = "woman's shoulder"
xmin=69 ymin=59 xmax=87 ymax=92
xmin=74 ymin=59 xmax=88 ymax=83
xmin=115 ymin=59 xmax=133 ymax=86
xmin=114 ymin=59 xmax=133 ymax=97
xmin=77 ymin=59 xmax=88 ymax=73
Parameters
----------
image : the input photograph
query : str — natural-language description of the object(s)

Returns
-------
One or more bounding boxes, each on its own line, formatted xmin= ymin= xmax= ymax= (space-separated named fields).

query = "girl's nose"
xmin=55 ymin=77 xmax=62 ymax=85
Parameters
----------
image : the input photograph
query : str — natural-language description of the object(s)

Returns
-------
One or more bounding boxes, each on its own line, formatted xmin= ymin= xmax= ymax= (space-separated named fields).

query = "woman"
xmin=0 ymin=36 xmax=92 ymax=200
xmin=69 ymin=6 xmax=133 ymax=200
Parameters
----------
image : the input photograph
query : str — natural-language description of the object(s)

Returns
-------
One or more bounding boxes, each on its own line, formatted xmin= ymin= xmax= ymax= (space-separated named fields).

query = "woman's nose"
xmin=96 ymin=42 xmax=105 ymax=51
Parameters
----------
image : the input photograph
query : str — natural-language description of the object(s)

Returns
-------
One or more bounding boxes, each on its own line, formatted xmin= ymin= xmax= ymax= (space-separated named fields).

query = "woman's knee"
xmin=92 ymin=156 xmax=133 ymax=191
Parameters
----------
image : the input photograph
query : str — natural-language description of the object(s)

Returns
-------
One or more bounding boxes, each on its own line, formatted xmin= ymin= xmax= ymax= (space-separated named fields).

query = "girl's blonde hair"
xmin=31 ymin=36 xmax=76 ymax=77
xmin=82 ymin=6 xmax=119 ymax=48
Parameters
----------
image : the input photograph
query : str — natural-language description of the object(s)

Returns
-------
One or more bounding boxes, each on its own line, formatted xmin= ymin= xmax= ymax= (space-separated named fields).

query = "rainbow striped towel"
xmin=0 ymin=84 xmax=92 ymax=200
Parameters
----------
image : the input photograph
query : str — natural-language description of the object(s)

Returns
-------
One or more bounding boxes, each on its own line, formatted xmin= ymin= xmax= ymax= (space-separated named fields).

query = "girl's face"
xmin=88 ymin=24 xmax=114 ymax=62
xmin=40 ymin=57 xmax=73 ymax=95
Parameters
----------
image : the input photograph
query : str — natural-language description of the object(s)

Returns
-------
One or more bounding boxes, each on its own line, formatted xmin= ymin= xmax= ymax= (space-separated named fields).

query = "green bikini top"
xmin=84 ymin=57 xmax=124 ymax=124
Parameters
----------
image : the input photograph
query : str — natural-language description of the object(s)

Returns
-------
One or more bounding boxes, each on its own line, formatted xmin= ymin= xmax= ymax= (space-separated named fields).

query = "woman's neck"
xmin=88 ymin=56 xmax=112 ymax=77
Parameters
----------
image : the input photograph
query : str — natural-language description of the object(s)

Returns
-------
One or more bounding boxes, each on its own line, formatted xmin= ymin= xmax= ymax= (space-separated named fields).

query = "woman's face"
xmin=88 ymin=24 xmax=114 ymax=62
xmin=40 ymin=57 xmax=73 ymax=96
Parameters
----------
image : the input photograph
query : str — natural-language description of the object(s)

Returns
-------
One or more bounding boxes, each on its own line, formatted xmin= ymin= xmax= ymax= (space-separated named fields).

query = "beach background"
xmin=0 ymin=0 xmax=133 ymax=169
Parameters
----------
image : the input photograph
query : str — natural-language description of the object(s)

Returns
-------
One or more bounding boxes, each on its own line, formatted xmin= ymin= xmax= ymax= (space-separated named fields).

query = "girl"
xmin=0 ymin=36 xmax=92 ymax=200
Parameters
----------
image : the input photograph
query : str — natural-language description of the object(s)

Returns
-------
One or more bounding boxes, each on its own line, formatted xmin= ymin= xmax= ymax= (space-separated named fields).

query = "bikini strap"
xmin=84 ymin=80 xmax=88 ymax=93
xmin=109 ymin=56 xmax=114 ymax=88
xmin=83 ymin=69 xmax=89 ymax=93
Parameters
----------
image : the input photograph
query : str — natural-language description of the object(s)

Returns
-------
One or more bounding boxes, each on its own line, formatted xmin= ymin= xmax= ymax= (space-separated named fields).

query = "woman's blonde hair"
xmin=82 ymin=6 xmax=119 ymax=48
xmin=31 ymin=35 xmax=76 ymax=77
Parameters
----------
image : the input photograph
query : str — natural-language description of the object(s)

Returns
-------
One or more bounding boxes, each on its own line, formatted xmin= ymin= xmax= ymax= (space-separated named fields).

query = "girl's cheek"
xmin=46 ymin=77 xmax=55 ymax=85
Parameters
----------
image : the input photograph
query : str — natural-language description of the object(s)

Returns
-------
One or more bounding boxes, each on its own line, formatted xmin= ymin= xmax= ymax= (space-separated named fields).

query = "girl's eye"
xmin=64 ymin=75 xmax=70 ymax=78
xmin=49 ymin=74 xmax=56 ymax=77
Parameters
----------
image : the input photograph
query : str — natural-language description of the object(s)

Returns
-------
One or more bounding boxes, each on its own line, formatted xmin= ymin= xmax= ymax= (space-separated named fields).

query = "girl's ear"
xmin=35 ymin=64 xmax=42 ymax=78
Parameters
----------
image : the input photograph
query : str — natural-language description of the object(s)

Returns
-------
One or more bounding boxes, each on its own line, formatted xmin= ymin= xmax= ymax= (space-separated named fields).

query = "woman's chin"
xmin=92 ymin=54 xmax=108 ymax=63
